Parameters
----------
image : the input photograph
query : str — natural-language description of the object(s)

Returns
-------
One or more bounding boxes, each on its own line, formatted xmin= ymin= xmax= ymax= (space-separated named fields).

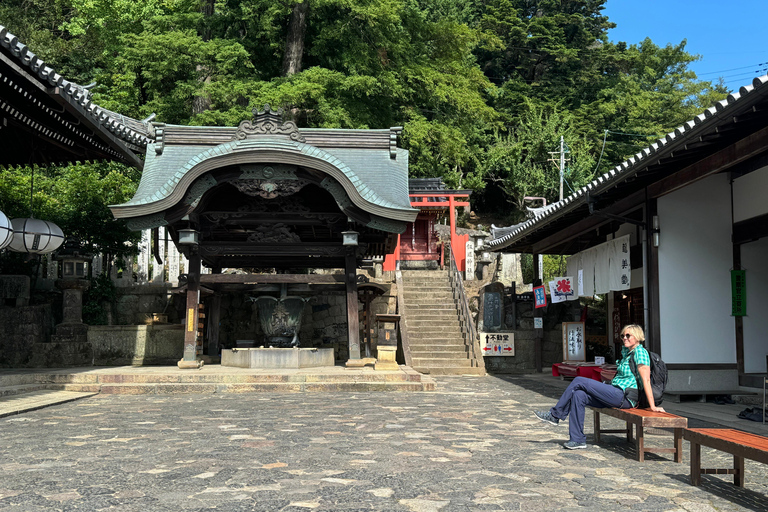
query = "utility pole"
xmin=548 ymin=136 xmax=570 ymax=201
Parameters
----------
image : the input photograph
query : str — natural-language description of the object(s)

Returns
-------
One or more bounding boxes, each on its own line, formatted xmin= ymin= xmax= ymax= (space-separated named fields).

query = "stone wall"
xmin=88 ymin=325 xmax=184 ymax=365
xmin=482 ymin=299 xmax=584 ymax=374
xmin=0 ymin=304 xmax=55 ymax=367
xmin=112 ymin=286 xmax=184 ymax=326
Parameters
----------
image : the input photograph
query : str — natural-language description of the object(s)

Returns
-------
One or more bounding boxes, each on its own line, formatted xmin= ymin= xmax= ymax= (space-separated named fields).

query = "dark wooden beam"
xmin=732 ymin=211 xmax=768 ymax=245
xmin=648 ymin=124 xmax=768 ymax=199
xmin=200 ymin=273 xmax=346 ymax=284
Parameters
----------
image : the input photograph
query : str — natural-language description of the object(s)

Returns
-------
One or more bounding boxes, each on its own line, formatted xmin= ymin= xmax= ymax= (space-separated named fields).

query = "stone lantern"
xmin=52 ymin=241 xmax=92 ymax=358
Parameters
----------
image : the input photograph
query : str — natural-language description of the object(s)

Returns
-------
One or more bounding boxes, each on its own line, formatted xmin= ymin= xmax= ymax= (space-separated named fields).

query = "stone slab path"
xmin=0 ymin=375 xmax=766 ymax=511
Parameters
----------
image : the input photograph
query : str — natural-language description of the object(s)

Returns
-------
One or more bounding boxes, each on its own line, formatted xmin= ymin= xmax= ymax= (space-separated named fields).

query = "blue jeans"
xmin=550 ymin=377 xmax=631 ymax=443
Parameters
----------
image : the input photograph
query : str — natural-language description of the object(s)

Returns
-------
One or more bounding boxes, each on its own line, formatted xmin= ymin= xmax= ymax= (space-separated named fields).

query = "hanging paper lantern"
xmin=0 ymin=211 xmax=12 ymax=250
xmin=9 ymin=218 xmax=65 ymax=254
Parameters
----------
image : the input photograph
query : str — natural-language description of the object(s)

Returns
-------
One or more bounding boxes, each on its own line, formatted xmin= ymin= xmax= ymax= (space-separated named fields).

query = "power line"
xmin=696 ymin=62 xmax=768 ymax=76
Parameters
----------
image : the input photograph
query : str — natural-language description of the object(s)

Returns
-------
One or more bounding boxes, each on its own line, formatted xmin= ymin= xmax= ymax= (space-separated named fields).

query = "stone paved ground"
xmin=1 ymin=375 xmax=766 ymax=512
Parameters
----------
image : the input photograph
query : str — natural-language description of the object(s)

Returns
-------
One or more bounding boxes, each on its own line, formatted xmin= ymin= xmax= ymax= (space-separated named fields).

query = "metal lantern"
xmin=0 ymin=210 xmax=12 ymax=250
xmin=177 ymin=228 xmax=200 ymax=245
xmin=341 ymin=230 xmax=359 ymax=246
xmin=9 ymin=217 xmax=65 ymax=254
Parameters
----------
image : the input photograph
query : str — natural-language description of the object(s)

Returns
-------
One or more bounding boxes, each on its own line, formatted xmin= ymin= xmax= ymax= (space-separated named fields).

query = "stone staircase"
xmin=401 ymin=269 xmax=484 ymax=375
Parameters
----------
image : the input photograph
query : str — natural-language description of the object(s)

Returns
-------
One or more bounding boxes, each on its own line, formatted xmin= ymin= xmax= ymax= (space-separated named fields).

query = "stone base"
xmin=222 ymin=347 xmax=335 ymax=369
xmin=177 ymin=359 xmax=204 ymax=369
xmin=375 ymin=346 xmax=399 ymax=371
xmin=346 ymin=357 xmax=376 ymax=368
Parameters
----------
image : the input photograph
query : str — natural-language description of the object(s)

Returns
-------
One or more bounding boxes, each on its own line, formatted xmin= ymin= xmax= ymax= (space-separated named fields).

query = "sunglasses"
xmin=621 ymin=334 xmax=633 ymax=339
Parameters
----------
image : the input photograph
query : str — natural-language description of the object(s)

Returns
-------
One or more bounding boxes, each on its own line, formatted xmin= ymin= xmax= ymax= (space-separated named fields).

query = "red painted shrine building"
xmin=384 ymin=178 xmax=471 ymax=272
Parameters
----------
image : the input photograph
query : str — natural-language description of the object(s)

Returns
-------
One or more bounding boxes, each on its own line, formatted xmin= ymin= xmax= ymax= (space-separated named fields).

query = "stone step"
xmin=0 ymin=375 xmax=38 ymax=387
xmin=401 ymin=270 xmax=449 ymax=277
xmin=403 ymin=304 xmax=457 ymax=311
xmin=410 ymin=350 xmax=469 ymax=359
xmin=405 ymin=326 xmax=462 ymax=335
xmin=409 ymin=341 xmax=467 ymax=349
xmin=411 ymin=358 xmax=472 ymax=368
xmin=407 ymin=312 xmax=459 ymax=321
xmin=402 ymin=282 xmax=451 ymax=288
xmin=407 ymin=320 xmax=462 ymax=329
xmin=413 ymin=366 xmax=486 ymax=376
xmin=0 ymin=390 xmax=98 ymax=418
xmin=36 ymin=372 xmax=424 ymax=385
xmin=403 ymin=290 xmax=453 ymax=296
xmin=99 ymin=381 xmax=435 ymax=394
xmin=0 ymin=383 xmax=49 ymax=397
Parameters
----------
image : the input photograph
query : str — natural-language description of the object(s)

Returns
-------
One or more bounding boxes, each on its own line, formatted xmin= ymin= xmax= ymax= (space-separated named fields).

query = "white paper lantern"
xmin=9 ymin=218 xmax=65 ymax=254
xmin=0 ymin=211 xmax=12 ymax=250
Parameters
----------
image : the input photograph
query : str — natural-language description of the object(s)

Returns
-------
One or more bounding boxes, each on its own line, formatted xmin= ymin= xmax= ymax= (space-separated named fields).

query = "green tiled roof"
xmin=111 ymin=129 xmax=416 ymax=223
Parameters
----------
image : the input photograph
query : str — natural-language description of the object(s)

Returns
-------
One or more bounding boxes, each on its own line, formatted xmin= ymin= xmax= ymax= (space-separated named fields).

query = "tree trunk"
xmin=282 ymin=1 xmax=309 ymax=76
xmin=193 ymin=0 xmax=215 ymax=115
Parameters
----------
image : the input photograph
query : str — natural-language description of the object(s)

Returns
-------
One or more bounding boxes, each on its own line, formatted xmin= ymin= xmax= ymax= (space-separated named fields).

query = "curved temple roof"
xmin=0 ymin=24 xmax=150 ymax=167
xmin=488 ymin=74 xmax=768 ymax=252
xmin=110 ymin=115 xmax=418 ymax=229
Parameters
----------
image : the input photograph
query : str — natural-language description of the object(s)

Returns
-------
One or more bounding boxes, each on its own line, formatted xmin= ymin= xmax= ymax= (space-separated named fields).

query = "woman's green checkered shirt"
xmin=611 ymin=345 xmax=650 ymax=407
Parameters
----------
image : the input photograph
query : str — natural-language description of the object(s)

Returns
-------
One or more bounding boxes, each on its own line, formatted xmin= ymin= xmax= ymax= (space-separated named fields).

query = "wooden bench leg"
xmin=594 ymin=410 xmax=601 ymax=443
xmin=636 ymin=424 xmax=645 ymax=462
xmin=674 ymin=428 xmax=683 ymax=463
xmin=690 ymin=442 xmax=701 ymax=486
xmin=626 ymin=421 xmax=633 ymax=443
xmin=734 ymin=455 xmax=745 ymax=487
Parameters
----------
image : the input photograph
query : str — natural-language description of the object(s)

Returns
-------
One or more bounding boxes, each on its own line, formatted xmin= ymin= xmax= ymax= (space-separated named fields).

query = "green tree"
xmin=480 ymin=100 xmax=596 ymax=219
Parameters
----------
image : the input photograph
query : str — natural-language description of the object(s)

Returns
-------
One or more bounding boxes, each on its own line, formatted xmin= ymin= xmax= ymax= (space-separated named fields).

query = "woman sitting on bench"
xmin=534 ymin=324 xmax=663 ymax=449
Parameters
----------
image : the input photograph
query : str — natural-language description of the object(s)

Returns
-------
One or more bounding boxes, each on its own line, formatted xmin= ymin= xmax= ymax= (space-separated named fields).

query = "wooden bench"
xmin=684 ymin=428 xmax=768 ymax=486
xmin=590 ymin=406 xmax=687 ymax=462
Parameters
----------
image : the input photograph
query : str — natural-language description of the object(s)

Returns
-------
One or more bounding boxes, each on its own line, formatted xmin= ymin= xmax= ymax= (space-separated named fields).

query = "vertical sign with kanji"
xmin=533 ymin=285 xmax=547 ymax=308
xmin=562 ymin=322 xmax=586 ymax=362
xmin=731 ymin=269 xmax=746 ymax=316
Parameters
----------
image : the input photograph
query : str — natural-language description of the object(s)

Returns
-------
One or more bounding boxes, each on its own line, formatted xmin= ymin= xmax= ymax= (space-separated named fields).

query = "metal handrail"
xmin=447 ymin=244 xmax=483 ymax=370
xmin=395 ymin=269 xmax=413 ymax=367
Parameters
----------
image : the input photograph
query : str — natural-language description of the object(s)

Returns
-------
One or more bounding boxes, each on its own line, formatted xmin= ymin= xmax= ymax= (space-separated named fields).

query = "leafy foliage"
xmin=0 ymin=0 xmax=730 ymax=225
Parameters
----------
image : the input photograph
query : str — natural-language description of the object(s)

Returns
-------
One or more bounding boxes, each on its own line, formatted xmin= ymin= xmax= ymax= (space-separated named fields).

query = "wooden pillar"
xmin=207 ymin=294 xmax=221 ymax=360
xmin=533 ymin=252 xmax=543 ymax=373
xmin=345 ymin=248 xmax=361 ymax=362
xmin=179 ymin=252 xmax=203 ymax=369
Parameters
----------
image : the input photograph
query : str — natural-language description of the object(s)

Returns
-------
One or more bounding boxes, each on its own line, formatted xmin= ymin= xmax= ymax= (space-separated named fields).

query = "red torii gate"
xmin=383 ymin=191 xmax=470 ymax=272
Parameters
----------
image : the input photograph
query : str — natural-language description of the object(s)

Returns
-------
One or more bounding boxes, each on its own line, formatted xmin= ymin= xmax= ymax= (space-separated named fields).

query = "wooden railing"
xmin=447 ymin=245 xmax=484 ymax=372
xmin=395 ymin=269 xmax=413 ymax=367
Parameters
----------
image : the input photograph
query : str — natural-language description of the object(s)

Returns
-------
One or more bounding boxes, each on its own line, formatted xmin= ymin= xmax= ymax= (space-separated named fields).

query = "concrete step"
xmin=405 ymin=326 xmax=462 ymax=335
xmin=402 ymin=282 xmax=451 ymax=289
xmin=401 ymin=270 xmax=449 ymax=277
xmin=35 ymin=372 xmax=425 ymax=385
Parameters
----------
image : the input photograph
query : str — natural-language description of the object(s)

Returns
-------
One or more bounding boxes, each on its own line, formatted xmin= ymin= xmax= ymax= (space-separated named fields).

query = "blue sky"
xmin=602 ymin=0 xmax=768 ymax=92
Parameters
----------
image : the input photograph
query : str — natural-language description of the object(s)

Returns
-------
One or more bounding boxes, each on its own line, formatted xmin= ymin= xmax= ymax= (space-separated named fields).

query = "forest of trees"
xmin=0 ymin=0 xmax=730 ymax=258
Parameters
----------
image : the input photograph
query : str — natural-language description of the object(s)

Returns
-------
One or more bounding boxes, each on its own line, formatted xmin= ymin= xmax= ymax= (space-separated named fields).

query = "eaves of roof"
xmin=488 ymin=74 xmax=768 ymax=253
xmin=0 ymin=25 xmax=151 ymax=167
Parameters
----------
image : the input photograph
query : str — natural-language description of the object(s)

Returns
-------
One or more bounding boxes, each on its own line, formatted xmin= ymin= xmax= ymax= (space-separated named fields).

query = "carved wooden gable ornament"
xmin=233 ymin=105 xmax=306 ymax=143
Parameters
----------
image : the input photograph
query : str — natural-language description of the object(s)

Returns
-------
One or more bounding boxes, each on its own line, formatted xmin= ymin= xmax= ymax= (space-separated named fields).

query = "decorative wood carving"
xmin=232 ymin=104 xmax=306 ymax=142
xmin=245 ymin=223 xmax=301 ymax=244
xmin=231 ymin=178 xmax=309 ymax=199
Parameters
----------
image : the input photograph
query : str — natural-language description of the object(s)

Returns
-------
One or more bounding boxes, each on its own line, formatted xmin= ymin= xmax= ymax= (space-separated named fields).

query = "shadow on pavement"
xmin=666 ymin=473 xmax=768 ymax=512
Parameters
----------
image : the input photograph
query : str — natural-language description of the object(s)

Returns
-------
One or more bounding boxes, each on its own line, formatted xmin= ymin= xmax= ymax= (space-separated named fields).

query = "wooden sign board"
xmin=562 ymin=322 xmax=585 ymax=362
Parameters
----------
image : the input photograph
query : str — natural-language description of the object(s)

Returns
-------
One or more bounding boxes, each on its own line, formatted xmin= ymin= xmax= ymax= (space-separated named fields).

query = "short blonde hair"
xmin=621 ymin=324 xmax=645 ymax=343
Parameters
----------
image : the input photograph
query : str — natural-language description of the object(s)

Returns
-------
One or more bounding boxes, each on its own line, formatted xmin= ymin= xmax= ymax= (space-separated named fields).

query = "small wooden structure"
xmin=109 ymin=106 xmax=418 ymax=367
xmin=684 ymin=428 xmax=768 ymax=486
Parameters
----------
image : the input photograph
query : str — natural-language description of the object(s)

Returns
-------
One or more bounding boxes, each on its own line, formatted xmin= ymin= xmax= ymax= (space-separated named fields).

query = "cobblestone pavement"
xmin=1 ymin=375 xmax=766 ymax=512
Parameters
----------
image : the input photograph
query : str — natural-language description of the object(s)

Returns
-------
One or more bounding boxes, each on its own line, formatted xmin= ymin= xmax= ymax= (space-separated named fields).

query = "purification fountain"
xmin=221 ymin=285 xmax=335 ymax=368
